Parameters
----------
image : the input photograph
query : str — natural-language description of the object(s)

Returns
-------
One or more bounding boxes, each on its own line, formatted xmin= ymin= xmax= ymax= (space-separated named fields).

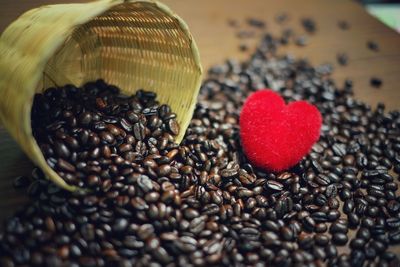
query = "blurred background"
xmin=360 ymin=0 xmax=400 ymax=32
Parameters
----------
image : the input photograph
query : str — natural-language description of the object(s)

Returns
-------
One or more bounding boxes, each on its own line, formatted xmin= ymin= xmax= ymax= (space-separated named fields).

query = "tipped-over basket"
xmin=0 ymin=0 xmax=203 ymax=191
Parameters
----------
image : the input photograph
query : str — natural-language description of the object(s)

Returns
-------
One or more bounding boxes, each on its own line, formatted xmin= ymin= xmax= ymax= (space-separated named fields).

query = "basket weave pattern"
xmin=0 ymin=0 xmax=202 ymax=191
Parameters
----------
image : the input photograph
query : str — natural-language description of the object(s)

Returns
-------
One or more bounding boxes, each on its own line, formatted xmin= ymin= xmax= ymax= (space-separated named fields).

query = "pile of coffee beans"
xmin=31 ymin=81 xmax=180 ymax=189
xmin=1 ymin=21 xmax=400 ymax=267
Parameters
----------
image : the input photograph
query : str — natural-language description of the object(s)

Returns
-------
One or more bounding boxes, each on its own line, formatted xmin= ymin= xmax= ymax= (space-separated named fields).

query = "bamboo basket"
xmin=0 ymin=0 xmax=203 ymax=191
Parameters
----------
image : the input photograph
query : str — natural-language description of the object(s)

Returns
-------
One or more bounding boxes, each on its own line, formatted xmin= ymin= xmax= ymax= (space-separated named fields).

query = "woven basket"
xmin=0 ymin=0 xmax=203 ymax=191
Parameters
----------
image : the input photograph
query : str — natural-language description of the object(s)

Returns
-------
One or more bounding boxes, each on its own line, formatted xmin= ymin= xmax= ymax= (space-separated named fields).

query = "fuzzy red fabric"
xmin=240 ymin=90 xmax=322 ymax=172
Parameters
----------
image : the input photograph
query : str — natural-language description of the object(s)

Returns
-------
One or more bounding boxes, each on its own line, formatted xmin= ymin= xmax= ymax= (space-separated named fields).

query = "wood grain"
xmin=0 ymin=0 xmax=399 ymax=257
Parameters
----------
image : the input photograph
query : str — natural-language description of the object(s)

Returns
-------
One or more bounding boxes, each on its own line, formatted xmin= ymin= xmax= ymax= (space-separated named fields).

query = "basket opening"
xmin=40 ymin=1 xmax=199 ymax=101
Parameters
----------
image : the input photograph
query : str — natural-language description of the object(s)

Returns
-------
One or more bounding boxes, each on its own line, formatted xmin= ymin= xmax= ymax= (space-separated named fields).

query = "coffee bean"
xmin=13 ymin=175 xmax=31 ymax=189
xmin=356 ymin=228 xmax=371 ymax=240
xmin=371 ymin=240 xmax=387 ymax=252
xmin=262 ymin=231 xmax=280 ymax=246
xmin=370 ymin=77 xmax=382 ymax=88
xmin=303 ymin=216 xmax=316 ymax=232
xmin=389 ymin=230 xmax=400 ymax=244
xmin=330 ymin=221 xmax=348 ymax=234
xmin=119 ymin=118 xmax=132 ymax=132
xmin=280 ymin=226 xmax=294 ymax=241
xmin=365 ymin=246 xmax=377 ymax=260
xmin=158 ymin=165 xmax=171 ymax=176
xmin=348 ymin=213 xmax=360 ymax=227
xmin=56 ymin=159 xmax=76 ymax=172
xmin=119 ymin=143 xmax=132 ymax=153
xmin=325 ymin=244 xmax=337 ymax=258
xmin=53 ymin=141 xmax=71 ymax=159
xmin=297 ymin=233 xmax=313 ymax=249
xmin=261 ymin=221 xmax=277 ymax=234
xmin=133 ymin=123 xmax=145 ymax=141
xmin=113 ymin=218 xmax=128 ymax=232
xmin=367 ymin=41 xmax=379 ymax=52
xmin=301 ymin=17 xmax=316 ymax=33
xmin=190 ymin=216 xmax=206 ymax=234
xmin=265 ymin=180 xmax=284 ymax=191
xmin=386 ymin=217 xmax=400 ymax=229
xmin=332 ymin=233 xmax=348 ymax=245
xmin=78 ymin=112 xmax=92 ymax=125
xmin=106 ymin=124 xmax=121 ymax=136
xmin=337 ymin=53 xmax=348 ymax=66
xmin=350 ymin=238 xmax=366 ymax=249
xmin=327 ymin=210 xmax=340 ymax=221
xmin=343 ymin=199 xmax=355 ymax=214
xmin=315 ymin=234 xmax=329 ymax=246
xmin=338 ymin=20 xmax=350 ymax=30
xmin=312 ymin=211 xmax=328 ymax=222
xmin=315 ymin=223 xmax=327 ymax=233
xmin=315 ymin=174 xmax=331 ymax=186
xmin=220 ymin=168 xmax=238 ymax=178
xmin=100 ymin=131 xmax=115 ymax=144
xmin=167 ymin=119 xmax=179 ymax=136
xmin=351 ymin=249 xmax=366 ymax=266
xmin=332 ymin=144 xmax=346 ymax=157
xmin=295 ymin=35 xmax=308 ymax=46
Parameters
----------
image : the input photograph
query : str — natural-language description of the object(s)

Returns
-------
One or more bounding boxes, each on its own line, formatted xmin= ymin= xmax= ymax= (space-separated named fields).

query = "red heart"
xmin=239 ymin=89 xmax=322 ymax=172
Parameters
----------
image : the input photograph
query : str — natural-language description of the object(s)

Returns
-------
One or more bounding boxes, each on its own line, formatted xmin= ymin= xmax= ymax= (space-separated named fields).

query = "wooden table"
xmin=1 ymin=0 xmax=399 ymax=258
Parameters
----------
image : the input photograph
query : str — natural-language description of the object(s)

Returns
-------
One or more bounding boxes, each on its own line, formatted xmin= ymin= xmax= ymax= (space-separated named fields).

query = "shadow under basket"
xmin=0 ymin=0 xmax=203 ymax=191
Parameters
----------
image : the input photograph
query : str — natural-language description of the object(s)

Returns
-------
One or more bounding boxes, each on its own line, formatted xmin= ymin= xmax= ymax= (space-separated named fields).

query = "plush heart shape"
xmin=239 ymin=90 xmax=322 ymax=172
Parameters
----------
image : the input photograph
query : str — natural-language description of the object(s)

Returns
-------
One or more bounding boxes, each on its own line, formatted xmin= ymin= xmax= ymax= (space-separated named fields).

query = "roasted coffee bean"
xmin=220 ymin=168 xmax=238 ymax=178
xmin=78 ymin=112 xmax=92 ymax=125
xmin=325 ymin=244 xmax=338 ymax=258
xmin=315 ymin=234 xmax=329 ymax=246
xmin=100 ymin=131 xmax=115 ymax=144
xmin=113 ymin=218 xmax=128 ymax=232
xmin=120 ymin=118 xmax=132 ymax=132
xmin=265 ymin=180 xmax=284 ymax=191
xmin=348 ymin=213 xmax=360 ymax=228
xmin=315 ymin=223 xmax=327 ymax=233
xmin=327 ymin=210 xmax=340 ymax=221
xmin=56 ymin=159 xmax=76 ymax=173
xmin=133 ymin=123 xmax=145 ymax=141
xmin=338 ymin=20 xmax=350 ymax=30
xmin=367 ymin=40 xmax=379 ymax=52
xmin=315 ymin=174 xmax=331 ymax=186
xmin=332 ymin=233 xmax=348 ymax=245
xmin=332 ymin=144 xmax=346 ymax=157
xmin=157 ymin=164 xmax=171 ymax=176
xmin=351 ymin=249 xmax=366 ymax=266
xmin=330 ymin=221 xmax=348 ymax=234
xmin=264 ymin=220 xmax=280 ymax=232
xmin=303 ymin=216 xmax=316 ymax=232
xmin=356 ymin=228 xmax=371 ymax=241
xmin=371 ymin=240 xmax=387 ymax=252
xmin=311 ymin=212 xmax=328 ymax=223
xmin=350 ymin=238 xmax=366 ymax=249
xmin=13 ymin=175 xmax=31 ymax=189
xmin=167 ymin=119 xmax=180 ymax=135
xmin=370 ymin=77 xmax=383 ymax=88
xmin=54 ymin=141 xmax=71 ymax=159
xmin=343 ymin=199 xmax=355 ymax=214
xmin=280 ymin=226 xmax=294 ymax=241
xmin=337 ymin=53 xmax=348 ymax=66
xmin=295 ymin=35 xmax=308 ymax=46
xmin=389 ymin=230 xmax=400 ymax=244
xmin=301 ymin=17 xmax=316 ymax=33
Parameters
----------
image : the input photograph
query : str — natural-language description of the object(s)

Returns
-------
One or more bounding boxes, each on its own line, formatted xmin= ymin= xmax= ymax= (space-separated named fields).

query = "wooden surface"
xmin=0 ymin=0 xmax=399 ymax=255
